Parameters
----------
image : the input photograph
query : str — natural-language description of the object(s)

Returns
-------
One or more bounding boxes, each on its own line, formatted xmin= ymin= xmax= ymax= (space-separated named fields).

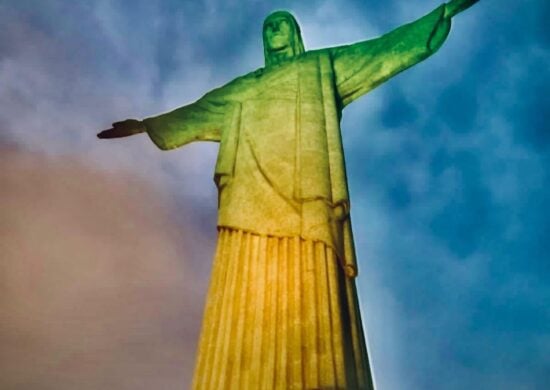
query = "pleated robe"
xmin=193 ymin=229 xmax=369 ymax=389
xmin=142 ymin=6 xmax=451 ymax=389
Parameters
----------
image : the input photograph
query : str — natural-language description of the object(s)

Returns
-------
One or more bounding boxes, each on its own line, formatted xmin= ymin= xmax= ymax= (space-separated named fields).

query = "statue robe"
xmin=143 ymin=5 xmax=450 ymax=389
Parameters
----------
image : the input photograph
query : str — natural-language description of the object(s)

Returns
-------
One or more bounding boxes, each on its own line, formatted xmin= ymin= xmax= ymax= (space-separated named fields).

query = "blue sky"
xmin=1 ymin=0 xmax=548 ymax=389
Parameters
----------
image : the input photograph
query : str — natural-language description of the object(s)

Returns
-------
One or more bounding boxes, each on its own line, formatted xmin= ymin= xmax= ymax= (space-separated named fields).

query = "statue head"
xmin=263 ymin=10 xmax=305 ymax=67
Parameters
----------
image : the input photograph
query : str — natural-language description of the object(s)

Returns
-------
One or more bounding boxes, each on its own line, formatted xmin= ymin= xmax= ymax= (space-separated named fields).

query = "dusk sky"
xmin=1 ymin=1 xmax=548 ymax=389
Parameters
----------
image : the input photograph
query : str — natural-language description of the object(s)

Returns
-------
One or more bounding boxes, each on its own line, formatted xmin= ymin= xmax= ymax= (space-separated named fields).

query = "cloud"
xmin=0 ymin=147 xmax=211 ymax=389
xmin=0 ymin=0 xmax=224 ymax=232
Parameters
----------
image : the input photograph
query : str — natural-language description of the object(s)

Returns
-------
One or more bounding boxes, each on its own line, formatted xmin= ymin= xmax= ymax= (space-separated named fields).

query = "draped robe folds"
xmin=143 ymin=5 xmax=450 ymax=389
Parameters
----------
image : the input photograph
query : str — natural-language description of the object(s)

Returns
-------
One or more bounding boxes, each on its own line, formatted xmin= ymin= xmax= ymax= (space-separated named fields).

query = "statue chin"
xmin=266 ymin=45 xmax=294 ymax=63
xmin=268 ymin=44 xmax=290 ymax=53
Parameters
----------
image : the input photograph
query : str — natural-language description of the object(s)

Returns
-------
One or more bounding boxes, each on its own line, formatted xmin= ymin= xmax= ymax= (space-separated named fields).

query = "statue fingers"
xmin=114 ymin=119 xmax=145 ymax=133
xmin=112 ymin=118 xmax=141 ymax=128
xmin=97 ymin=127 xmax=125 ymax=139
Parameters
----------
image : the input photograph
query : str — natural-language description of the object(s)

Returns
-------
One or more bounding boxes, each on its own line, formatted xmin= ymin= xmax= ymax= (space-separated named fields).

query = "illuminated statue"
xmin=98 ymin=1 xmax=479 ymax=388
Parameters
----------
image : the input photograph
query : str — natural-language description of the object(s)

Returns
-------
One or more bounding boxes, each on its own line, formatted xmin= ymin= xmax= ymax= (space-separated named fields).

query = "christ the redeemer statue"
xmin=98 ymin=1 xmax=479 ymax=388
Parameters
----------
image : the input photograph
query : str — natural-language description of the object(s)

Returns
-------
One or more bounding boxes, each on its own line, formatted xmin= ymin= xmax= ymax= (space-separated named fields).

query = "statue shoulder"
xmin=199 ymin=68 xmax=263 ymax=102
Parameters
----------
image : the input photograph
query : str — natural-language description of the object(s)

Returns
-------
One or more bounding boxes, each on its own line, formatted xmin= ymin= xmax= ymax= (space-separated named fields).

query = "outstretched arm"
xmin=444 ymin=0 xmax=479 ymax=19
xmin=330 ymin=1 xmax=480 ymax=107
xmin=96 ymin=75 xmax=251 ymax=149
xmin=97 ymin=97 xmax=230 ymax=150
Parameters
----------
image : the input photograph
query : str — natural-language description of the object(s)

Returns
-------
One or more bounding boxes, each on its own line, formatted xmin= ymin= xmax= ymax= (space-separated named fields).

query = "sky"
xmin=1 ymin=0 xmax=548 ymax=389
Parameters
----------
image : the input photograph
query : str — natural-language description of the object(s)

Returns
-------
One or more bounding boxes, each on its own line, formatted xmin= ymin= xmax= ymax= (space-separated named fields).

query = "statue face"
xmin=264 ymin=15 xmax=293 ymax=52
xmin=262 ymin=11 xmax=304 ymax=67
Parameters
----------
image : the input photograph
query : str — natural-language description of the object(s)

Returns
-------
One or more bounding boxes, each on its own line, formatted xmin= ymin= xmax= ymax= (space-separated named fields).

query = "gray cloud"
xmin=0 ymin=147 xmax=210 ymax=389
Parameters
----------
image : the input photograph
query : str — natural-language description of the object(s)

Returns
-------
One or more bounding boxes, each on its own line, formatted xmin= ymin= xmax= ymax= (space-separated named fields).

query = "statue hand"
xmin=444 ymin=0 xmax=479 ymax=19
xmin=344 ymin=265 xmax=357 ymax=278
xmin=97 ymin=119 xmax=146 ymax=139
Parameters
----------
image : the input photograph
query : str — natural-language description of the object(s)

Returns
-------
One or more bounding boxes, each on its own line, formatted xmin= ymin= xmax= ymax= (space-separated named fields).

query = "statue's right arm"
xmin=141 ymin=98 xmax=227 ymax=150
xmin=97 ymin=72 xmax=251 ymax=149
xmin=97 ymin=97 xmax=229 ymax=150
xmin=97 ymin=119 xmax=145 ymax=139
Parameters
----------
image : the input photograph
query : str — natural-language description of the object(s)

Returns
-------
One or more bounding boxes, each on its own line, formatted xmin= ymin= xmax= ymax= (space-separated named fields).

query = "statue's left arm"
xmin=331 ymin=0 xmax=479 ymax=107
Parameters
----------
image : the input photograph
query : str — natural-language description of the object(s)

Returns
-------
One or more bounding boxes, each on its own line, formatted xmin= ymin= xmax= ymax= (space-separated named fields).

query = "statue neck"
xmin=267 ymin=46 xmax=295 ymax=67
